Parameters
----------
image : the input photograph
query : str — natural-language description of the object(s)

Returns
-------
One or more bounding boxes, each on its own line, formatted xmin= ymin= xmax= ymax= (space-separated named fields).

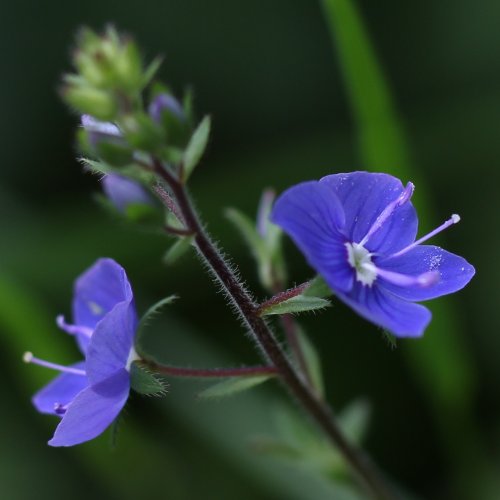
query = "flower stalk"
xmin=151 ymin=158 xmax=394 ymax=500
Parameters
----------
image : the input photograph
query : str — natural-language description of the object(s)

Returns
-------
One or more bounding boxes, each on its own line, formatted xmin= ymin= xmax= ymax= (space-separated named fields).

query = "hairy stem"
xmin=152 ymin=159 xmax=394 ymax=500
xmin=143 ymin=359 xmax=278 ymax=378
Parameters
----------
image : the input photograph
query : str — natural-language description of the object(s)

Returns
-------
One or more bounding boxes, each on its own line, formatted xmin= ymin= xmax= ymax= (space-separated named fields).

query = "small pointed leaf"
xmin=198 ymin=375 xmax=272 ymax=399
xmin=338 ymin=399 xmax=371 ymax=444
xmin=225 ymin=208 xmax=267 ymax=261
xmin=137 ymin=295 xmax=177 ymax=340
xmin=163 ymin=236 xmax=194 ymax=265
xmin=130 ymin=363 xmax=167 ymax=396
xmin=260 ymin=295 xmax=330 ymax=316
xmin=295 ymin=327 xmax=325 ymax=398
xmin=183 ymin=115 xmax=211 ymax=180
xmin=142 ymin=56 xmax=163 ymax=88
xmin=303 ymin=275 xmax=332 ymax=298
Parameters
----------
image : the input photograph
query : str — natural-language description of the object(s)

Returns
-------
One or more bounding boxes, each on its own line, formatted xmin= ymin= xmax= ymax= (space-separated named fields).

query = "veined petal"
xmin=376 ymin=245 xmax=476 ymax=301
xmin=73 ymin=258 xmax=134 ymax=330
xmin=337 ymin=284 xmax=432 ymax=337
xmin=272 ymin=181 xmax=354 ymax=292
xmin=319 ymin=172 xmax=418 ymax=254
xmin=48 ymin=369 xmax=130 ymax=447
xmin=32 ymin=362 xmax=88 ymax=416
xmin=86 ymin=301 xmax=137 ymax=385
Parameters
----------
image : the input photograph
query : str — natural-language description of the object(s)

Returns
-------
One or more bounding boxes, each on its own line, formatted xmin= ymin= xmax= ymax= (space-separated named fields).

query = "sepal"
xmin=163 ymin=236 xmax=195 ymax=265
xmin=130 ymin=363 xmax=167 ymax=396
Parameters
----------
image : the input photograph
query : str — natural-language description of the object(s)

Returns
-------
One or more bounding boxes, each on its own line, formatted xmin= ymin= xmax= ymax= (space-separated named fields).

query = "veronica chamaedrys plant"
xmin=24 ymin=258 xmax=139 ymax=446
xmin=271 ymin=171 xmax=475 ymax=337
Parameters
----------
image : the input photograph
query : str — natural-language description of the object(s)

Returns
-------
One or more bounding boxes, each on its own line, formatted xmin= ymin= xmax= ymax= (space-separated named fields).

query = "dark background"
xmin=0 ymin=1 xmax=498 ymax=499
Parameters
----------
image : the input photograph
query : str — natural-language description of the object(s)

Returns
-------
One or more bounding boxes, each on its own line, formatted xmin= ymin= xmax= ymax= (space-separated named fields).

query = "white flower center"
xmin=126 ymin=347 xmax=140 ymax=371
xmin=346 ymin=242 xmax=377 ymax=287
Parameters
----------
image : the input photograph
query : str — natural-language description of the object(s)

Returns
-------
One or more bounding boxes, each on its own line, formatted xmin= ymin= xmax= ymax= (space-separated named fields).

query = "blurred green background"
xmin=0 ymin=1 xmax=498 ymax=499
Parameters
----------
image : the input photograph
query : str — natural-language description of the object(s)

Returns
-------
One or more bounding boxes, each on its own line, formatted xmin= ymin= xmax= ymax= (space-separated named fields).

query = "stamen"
xmin=389 ymin=214 xmax=461 ymax=259
xmin=23 ymin=352 xmax=86 ymax=376
xmin=359 ymin=182 xmax=414 ymax=246
xmin=371 ymin=267 xmax=440 ymax=287
xmin=56 ymin=315 xmax=93 ymax=338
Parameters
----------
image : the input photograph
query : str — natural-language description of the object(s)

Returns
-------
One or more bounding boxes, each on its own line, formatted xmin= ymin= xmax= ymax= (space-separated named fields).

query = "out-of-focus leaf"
xmin=338 ymin=399 xmax=371 ymax=444
xmin=225 ymin=207 xmax=267 ymax=261
xmin=162 ymin=236 xmax=194 ymax=265
xmin=183 ymin=115 xmax=211 ymax=180
xmin=295 ymin=327 xmax=324 ymax=398
xmin=198 ymin=375 xmax=272 ymax=399
xmin=259 ymin=295 xmax=330 ymax=316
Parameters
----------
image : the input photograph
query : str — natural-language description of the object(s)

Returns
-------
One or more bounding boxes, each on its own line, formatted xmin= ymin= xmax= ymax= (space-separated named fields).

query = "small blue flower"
xmin=101 ymin=173 xmax=153 ymax=213
xmin=148 ymin=93 xmax=185 ymax=123
xmin=271 ymin=172 xmax=475 ymax=337
xmin=25 ymin=258 xmax=139 ymax=446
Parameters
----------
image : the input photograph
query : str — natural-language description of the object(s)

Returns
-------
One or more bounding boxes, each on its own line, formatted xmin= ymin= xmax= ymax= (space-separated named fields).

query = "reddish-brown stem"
xmin=143 ymin=360 xmax=278 ymax=379
xmin=151 ymin=158 xmax=394 ymax=500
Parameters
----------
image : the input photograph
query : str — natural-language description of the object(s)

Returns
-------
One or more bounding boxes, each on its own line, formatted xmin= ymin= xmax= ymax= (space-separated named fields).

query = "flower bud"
xmin=64 ymin=86 xmax=117 ymax=121
xmin=102 ymin=174 xmax=153 ymax=213
xmin=148 ymin=93 xmax=185 ymax=123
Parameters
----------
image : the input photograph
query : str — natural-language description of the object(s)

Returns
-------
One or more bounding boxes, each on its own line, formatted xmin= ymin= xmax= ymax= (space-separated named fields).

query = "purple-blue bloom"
xmin=102 ymin=173 xmax=153 ymax=213
xmin=25 ymin=258 xmax=139 ymax=446
xmin=271 ymin=172 xmax=475 ymax=337
xmin=148 ymin=93 xmax=185 ymax=123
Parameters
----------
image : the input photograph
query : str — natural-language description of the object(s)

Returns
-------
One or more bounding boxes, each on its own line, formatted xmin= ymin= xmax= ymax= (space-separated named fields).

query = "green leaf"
xmin=338 ymin=399 xmax=371 ymax=444
xmin=259 ymin=295 xmax=330 ymax=316
xmin=137 ymin=295 xmax=177 ymax=341
xmin=142 ymin=56 xmax=164 ymax=88
xmin=130 ymin=362 xmax=167 ymax=396
xmin=198 ymin=375 xmax=272 ymax=400
xmin=295 ymin=327 xmax=325 ymax=398
xmin=225 ymin=208 xmax=267 ymax=262
xmin=303 ymin=275 xmax=332 ymax=298
xmin=183 ymin=115 xmax=211 ymax=180
xmin=162 ymin=236 xmax=194 ymax=265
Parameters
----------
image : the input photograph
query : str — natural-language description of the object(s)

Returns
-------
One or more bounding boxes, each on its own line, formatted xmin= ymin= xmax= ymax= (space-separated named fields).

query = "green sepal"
xmin=259 ymin=295 xmax=330 ymax=316
xmin=381 ymin=329 xmax=397 ymax=349
xmin=163 ymin=236 xmax=194 ymax=265
xmin=123 ymin=203 xmax=159 ymax=223
xmin=137 ymin=295 xmax=177 ymax=338
xmin=295 ymin=327 xmax=325 ymax=398
xmin=303 ymin=275 xmax=332 ymax=298
xmin=130 ymin=362 xmax=167 ymax=396
xmin=198 ymin=375 xmax=272 ymax=400
xmin=96 ymin=141 xmax=134 ymax=167
xmin=121 ymin=113 xmax=164 ymax=152
xmin=63 ymin=85 xmax=117 ymax=121
xmin=182 ymin=115 xmax=211 ymax=180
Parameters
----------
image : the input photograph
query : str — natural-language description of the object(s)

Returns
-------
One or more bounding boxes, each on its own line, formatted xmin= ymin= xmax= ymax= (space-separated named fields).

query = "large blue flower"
xmin=271 ymin=172 xmax=475 ymax=337
xmin=25 ymin=258 xmax=139 ymax=446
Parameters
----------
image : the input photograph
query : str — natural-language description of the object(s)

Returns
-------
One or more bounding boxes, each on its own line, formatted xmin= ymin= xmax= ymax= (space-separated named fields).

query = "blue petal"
xmin=102 ymin=174 xmax=153 ymax=214
xmin=319 ymin=172 xmax=418 ymax=254
xmin=86 ymin=301 xmax=137 ymax=385
xmin=48 ymin=369 xmax=130 ymax=447
xmin=72 ymin=258 xmax=134 ymax=331
xmin=32 ymin=362 xmax=88 ymax=416
xmin=337 ymin=283 xmax=432 ymax=337
xmin=272 ymin=181 xmax=354 ymax=292
xmin=375 ymin=245 xmax=476 ymax=301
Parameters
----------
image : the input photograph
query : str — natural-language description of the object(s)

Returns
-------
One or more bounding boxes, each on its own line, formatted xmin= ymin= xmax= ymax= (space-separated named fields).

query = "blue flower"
xmin=271 ymin=172 xmax=475 ymax=337
xmin=25 ymin=258 xmax=139 ymax=446
xmin=101 ymin=173 xmax=153 ymax=213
